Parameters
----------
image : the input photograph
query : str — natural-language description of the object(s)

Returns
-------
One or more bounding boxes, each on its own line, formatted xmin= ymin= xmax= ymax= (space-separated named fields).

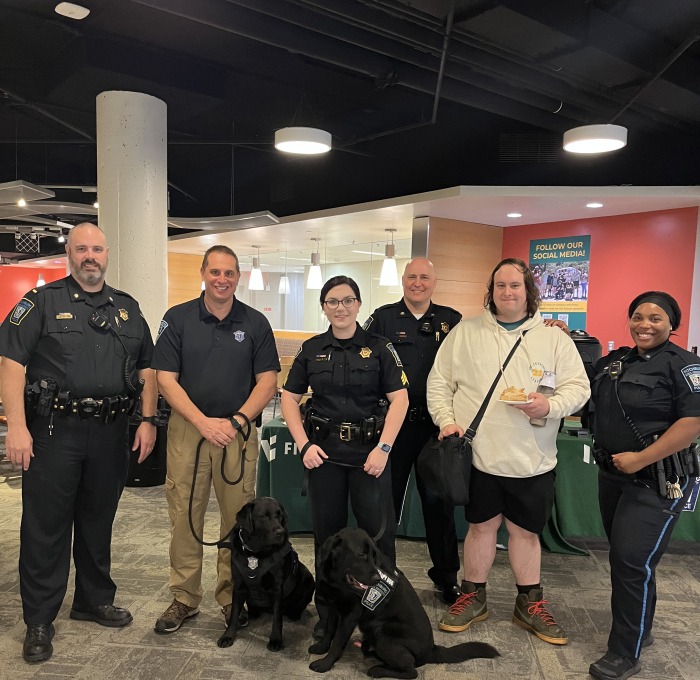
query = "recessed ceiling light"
xmin=55 ymin=2 xmax=90 ymax=20
xmin=586 ymin=202 xmax=604 ymax=208
xmin=507 ymin=212 xmax=522 ymax=218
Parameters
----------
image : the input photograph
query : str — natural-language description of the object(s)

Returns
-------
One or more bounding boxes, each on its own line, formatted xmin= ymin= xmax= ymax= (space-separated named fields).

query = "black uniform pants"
xmin=308 ymin=458 xmax=397 ymax=564
xmin=598 ymin=470 xmax=692 ymax=659
xmin=391 ymin=418 xmax=460 ymax=586
xmin=21 ymin=414 xmax=130 ymax=624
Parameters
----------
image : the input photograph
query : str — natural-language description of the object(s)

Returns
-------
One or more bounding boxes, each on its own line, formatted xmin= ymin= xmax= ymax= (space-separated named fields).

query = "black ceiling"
xmin=1 ymin=0 xmax=699 ymax=223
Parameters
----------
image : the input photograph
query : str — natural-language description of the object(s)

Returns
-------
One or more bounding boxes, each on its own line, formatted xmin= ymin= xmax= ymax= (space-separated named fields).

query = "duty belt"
xmin=330 ymin=418 xmax=384 ymax=443
xmin=53 ymin=394 xmax=132 ymax=421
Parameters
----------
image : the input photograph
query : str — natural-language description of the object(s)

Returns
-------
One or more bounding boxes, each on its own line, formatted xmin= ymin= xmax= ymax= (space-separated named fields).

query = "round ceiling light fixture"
xmin=563 ymin=124 xmax=627 ymax=153
xmin=55 ymin=2 xmax=90 ymax=20
xmin=274 ymin=127 xmax=331 ymax=155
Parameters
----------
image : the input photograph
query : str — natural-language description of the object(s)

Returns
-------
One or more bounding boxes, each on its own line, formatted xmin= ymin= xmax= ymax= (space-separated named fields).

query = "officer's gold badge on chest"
xmin=118 ymin=309 xmax=129 ymax=322
xmin=441 ymin=322 xmax=450 ymax=333
xmin=359 ymin=347 xmax=372 ymax=358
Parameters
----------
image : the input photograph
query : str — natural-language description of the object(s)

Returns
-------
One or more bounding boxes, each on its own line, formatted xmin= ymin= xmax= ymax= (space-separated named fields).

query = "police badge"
xmin=441 ymin=321 xmax=449 ymax=333
xmin=119 ymin=309 xmax=129 ymax=322
xmin=359 ymin=347 xmax=372 ymax=358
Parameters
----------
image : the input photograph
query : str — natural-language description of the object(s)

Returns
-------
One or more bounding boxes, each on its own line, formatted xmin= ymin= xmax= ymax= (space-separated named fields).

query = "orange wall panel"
xmin=502 ymin=207 xmax=698 ymax=350
xmin=0 ymin=268 xmax=65 ymax=321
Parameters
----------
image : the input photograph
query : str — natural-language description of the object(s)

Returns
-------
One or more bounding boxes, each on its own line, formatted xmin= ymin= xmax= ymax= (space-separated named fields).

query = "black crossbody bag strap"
xmin=464 ymin=331 xmax=527 ymax=443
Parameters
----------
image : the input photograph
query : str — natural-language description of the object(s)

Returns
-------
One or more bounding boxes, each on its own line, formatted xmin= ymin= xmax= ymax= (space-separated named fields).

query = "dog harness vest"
xmin=230 ymin=539 xmax=302 ymax=607
xmin=360 ymin=567 xmax=400 ymax=611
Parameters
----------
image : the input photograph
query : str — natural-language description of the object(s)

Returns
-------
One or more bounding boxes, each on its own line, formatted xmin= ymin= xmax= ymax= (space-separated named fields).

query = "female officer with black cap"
xmin=588 ymin=291 xmax=700 ymax=680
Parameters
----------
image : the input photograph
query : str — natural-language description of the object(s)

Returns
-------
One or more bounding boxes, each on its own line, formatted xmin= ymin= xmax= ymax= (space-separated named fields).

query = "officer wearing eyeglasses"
xmin=282 ymin=274 xmax=408 ymax=639
xmin=363 ymin=257 xmax=462 ymax=604
xmin=0 ymin=223 xmax=157 ymax=664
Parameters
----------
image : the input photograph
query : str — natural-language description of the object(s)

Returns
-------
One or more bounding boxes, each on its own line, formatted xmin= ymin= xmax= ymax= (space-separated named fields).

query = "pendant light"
xmin=563 ymin=124 xmax=627 ymax=153
xmin=274 ymin=127 xmax=331 ymax=155
xmin=379 ymin=229 xmax=399 ymax=287
xmin=36 ymin=273 xmax=46 ymax=287
xmin=278 ymin=249 xmax=291 ymax=295
xmin=307 ymin=238 xmax=323 ymax=290
xmin=249 ymin=246 xmax=264 ymax=291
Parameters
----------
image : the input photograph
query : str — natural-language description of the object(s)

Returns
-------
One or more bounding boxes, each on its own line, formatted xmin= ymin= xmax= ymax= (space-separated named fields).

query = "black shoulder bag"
xmin=417 ymin=332 xmax=527 ymax=506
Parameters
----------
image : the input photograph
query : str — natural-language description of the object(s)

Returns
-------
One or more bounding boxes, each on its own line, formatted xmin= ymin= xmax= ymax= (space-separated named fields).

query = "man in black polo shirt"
xmin=364 ymin=257 xmax=462 ymax=603
xmin=152 ymin=245 xmax=279 ymax=634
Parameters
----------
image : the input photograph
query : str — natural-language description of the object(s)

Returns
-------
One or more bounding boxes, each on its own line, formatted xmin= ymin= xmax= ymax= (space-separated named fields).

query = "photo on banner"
xmin=529 ymin=235 xmax=590 ymax=331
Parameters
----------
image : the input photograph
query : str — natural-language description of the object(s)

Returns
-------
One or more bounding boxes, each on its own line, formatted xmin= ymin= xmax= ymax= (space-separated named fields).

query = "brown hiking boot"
xmin=438 ymin=581 xmax=488 ymax=632
xmin=154 ymin=599 xmax=199 ymax=634
xmin=512 ymin=588 xmax=568 ymax=645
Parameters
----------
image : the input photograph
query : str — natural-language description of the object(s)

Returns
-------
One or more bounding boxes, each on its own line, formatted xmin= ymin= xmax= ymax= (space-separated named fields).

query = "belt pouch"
xmin=56 ymin=390 xmax=71 ymax=417
xmin=308 ymin=413 xmax=332 ymax=441
xmin=361 ymin=416 xmax=377 ymax=444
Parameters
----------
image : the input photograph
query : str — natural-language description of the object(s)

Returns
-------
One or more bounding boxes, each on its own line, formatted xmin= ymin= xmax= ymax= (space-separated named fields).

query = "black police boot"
xmin=23 ymin=623 xmax=55 ymax=663
xmin=589 ymin=652 xmax=641 ymax=680
xmin=433 ymin=582 xmax=461 ymax=605
xmin=70 ymin=604 xmax=133 ymax=627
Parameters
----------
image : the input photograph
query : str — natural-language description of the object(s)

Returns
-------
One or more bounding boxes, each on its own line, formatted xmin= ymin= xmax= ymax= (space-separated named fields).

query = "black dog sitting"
xmin=310 ymin=528 xmax=499 ymax=678
xmin=217 ymin=497 xmax=314 ymax=651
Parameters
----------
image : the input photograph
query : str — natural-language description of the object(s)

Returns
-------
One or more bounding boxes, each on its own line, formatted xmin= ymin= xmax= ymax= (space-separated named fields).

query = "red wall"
xmin=502 ymin=207 xmax=698 ymax=351
xmin=0 ymin=267 xmax=66 ymax=322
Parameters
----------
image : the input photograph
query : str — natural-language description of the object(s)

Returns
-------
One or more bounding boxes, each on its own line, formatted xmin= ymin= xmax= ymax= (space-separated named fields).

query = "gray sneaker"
xmin=512 ymin=588 xmax=567 ymax=645
xmin=438 ymin=581 xmax=488 ymax=632
xmin=154 ymin=599 xmax=200 ymax=634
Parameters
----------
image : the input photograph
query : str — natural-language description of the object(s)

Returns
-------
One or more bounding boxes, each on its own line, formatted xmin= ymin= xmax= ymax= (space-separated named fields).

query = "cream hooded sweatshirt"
xmin=427 ymin=310 xmax=590 ymax=478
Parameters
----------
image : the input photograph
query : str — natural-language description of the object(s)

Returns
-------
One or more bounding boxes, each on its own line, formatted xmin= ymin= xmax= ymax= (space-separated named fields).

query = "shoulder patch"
xmin=157 ymin=319 xmax=169 ymax=340
xmin=362 ymin=315 xmax=374 ymax=331
xmin=681 ymin=364 xmax=700 ymax=392
xmin=385 ymin=342 xmax=403 ymax=367
xmin=10 ymin=298 xmax=34 ymax=325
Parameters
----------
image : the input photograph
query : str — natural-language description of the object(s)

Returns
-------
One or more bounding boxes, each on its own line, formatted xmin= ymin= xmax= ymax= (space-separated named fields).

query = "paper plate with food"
xmin=497 ymin=386 xmax=533 ymax=404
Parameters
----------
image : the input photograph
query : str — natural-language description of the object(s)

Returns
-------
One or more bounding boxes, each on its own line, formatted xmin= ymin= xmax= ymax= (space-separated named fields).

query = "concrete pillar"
xmin=96 ymin=91 xmax=168 ymax=337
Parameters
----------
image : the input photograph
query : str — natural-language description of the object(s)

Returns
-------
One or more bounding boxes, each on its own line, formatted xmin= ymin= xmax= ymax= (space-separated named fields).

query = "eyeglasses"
xmin=323 ymin=297 xmax=358 ymax=309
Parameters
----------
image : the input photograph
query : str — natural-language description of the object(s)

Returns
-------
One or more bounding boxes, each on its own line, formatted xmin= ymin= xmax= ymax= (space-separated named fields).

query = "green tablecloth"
xmin=257 ymin=419 xmax=700 ymax=554
xmin=553 ymin=433 xmax=700 ymax=541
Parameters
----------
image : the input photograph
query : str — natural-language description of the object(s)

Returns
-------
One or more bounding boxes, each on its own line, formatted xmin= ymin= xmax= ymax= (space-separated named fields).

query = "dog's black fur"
xmin=217 ymin=497 xmax=314 ymax=651
xmin=309 ymin=528 xmax=499 ymax=678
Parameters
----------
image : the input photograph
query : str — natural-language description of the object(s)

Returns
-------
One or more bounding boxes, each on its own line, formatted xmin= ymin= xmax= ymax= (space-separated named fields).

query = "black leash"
xmin=188 ymin=412 xmax=252 ymax=547
xmin=301 ymin=456 xmax=388 ymax=544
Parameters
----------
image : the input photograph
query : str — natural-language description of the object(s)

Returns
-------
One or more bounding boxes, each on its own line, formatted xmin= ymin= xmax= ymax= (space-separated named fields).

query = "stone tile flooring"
xmin=1 ymin=420 xmax=699 ymax=679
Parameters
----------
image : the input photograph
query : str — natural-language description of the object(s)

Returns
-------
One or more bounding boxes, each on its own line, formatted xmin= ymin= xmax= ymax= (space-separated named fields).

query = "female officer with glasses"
xmin=282 ymin=275 xmax=408 ymax=566
xmin=588 ymin=291 xmax=700 ymax=680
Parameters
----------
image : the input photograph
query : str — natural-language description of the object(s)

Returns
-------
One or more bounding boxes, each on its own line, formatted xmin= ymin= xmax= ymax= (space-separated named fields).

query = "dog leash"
xmin=188 ymin=412 xmax=252 ymax=547
xmin=301 ymin=458 xmax=388 ymax=544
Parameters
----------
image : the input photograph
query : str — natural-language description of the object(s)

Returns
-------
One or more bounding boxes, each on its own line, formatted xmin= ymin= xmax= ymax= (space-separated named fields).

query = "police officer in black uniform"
xmin=364 ymin=257 xmax=462 ymax=603
xmin=282 ymin=275 xmax=409 ymax=564
xmin=0 ymin=223 xmax=157 ymax=664
xmin=588 ymin=291 xmax=700 ymax=680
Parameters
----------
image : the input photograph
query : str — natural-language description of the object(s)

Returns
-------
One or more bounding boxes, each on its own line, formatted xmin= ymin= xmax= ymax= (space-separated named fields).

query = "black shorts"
xmin=464 ymin=467 xmax=556 ymax=534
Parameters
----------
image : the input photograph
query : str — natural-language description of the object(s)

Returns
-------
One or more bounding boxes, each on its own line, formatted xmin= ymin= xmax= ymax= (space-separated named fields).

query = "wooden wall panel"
xmin=427 ymin=217 xmax=503 ymax=316
xmin=168 ymin=253 xmax=203 ymax=308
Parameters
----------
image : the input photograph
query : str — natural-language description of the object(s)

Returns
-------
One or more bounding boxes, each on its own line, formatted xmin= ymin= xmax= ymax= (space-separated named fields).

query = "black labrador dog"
xmin=217 ymin=497 xmax=315 ymax=651
xmin=310 ymin=528 xmax=499 ymax=678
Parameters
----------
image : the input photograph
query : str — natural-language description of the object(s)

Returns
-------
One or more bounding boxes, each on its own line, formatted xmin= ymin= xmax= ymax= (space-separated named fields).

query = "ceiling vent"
xmin=499 ymin=134 xmax=561 ymax=163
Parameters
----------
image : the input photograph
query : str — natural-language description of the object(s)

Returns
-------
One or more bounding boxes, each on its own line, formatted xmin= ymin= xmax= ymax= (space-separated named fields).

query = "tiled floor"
xmin=1 ymin=418 xmax=699 ymax=680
